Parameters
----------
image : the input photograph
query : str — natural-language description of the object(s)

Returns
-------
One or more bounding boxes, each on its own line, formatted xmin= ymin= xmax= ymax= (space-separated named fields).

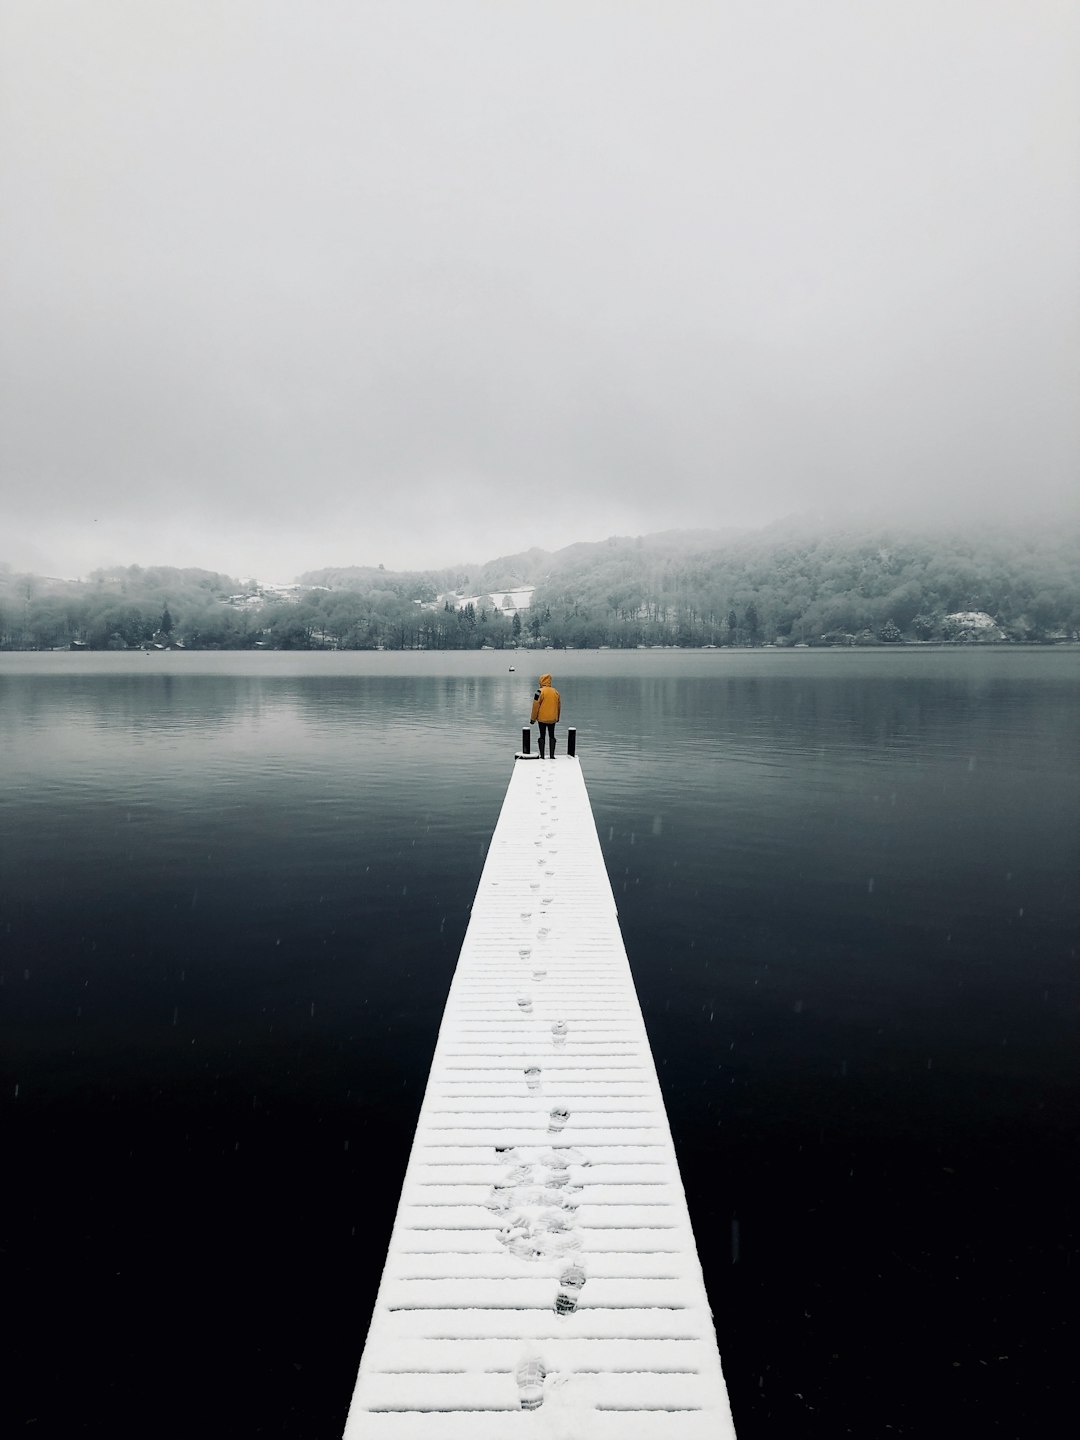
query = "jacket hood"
xmin=538 ymin=674 xmax=552 ymax=687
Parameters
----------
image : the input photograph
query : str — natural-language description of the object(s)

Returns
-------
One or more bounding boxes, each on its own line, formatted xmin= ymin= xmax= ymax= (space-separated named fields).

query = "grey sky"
xmin=2 ymin=0 xmax=1077 ymax=580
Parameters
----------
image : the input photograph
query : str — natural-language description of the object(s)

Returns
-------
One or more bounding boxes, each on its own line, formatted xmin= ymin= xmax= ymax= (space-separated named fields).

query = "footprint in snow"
xmin=554 ymin=1262 xmax=587 ymax=1315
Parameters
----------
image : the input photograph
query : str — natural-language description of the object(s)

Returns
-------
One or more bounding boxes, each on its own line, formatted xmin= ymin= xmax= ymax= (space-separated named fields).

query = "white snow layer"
xmin=343 ymin=755 xmax=736 ymax=1437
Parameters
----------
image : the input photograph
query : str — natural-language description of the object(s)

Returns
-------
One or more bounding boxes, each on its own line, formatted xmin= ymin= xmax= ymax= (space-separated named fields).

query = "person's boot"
xmin=550 ymin=743 xmax=556 ymax=758
xmin=537 ymin=743 xmax=545 ymax=759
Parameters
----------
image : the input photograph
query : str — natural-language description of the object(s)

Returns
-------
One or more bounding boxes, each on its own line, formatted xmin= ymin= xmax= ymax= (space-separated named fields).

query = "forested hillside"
xmin=523 ymin=517 xmax=1080 ymax=647
xmin=2 ymin=518 xmax=1077 ymax=650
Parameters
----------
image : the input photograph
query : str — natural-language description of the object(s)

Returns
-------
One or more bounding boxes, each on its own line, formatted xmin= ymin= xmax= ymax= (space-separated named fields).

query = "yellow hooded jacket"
xmin=530 ymin=674 xmax=561 ymax=725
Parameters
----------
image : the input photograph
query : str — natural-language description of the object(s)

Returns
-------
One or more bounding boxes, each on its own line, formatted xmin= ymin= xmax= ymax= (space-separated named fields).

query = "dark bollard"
xmin=567 ymin=727 xmax=577 ymax=757
xmin=521 ymin=726 xmax=531 ymax=754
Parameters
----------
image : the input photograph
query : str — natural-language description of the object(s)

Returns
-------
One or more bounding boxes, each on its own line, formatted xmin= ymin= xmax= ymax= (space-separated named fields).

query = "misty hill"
xmin=302 ymin=516 xmax=1079 ymax=646
xmin=522 ymin=515 xmax=1080 ymax=645
xmin=2 ymin=518 xmax=1078 ymax=650
xmin=298 ymin=528 xmax=740 ymax=595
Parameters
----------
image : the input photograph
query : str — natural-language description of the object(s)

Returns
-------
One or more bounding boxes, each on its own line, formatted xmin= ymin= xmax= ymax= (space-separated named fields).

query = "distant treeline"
xmin=2 ymin=519 xmax=1078 ymax=651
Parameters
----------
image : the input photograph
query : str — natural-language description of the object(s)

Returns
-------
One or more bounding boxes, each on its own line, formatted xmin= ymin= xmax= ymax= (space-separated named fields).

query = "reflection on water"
xmin=1 ymin=649 xmax=1078 ymax=1437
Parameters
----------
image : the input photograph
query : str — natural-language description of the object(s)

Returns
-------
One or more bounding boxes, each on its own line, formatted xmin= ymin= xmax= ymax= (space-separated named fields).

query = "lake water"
xmin=2 ymin=648 xmax=1077 ymax=1437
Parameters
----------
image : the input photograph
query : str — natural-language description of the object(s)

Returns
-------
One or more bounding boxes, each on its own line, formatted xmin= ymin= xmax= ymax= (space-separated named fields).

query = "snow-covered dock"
xmin=344 ymin=752 xmax=736 ymax=1437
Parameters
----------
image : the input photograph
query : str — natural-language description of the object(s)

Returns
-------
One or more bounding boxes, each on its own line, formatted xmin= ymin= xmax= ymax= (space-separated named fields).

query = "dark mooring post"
xmin=521 ymin=726 xmax=531 ymax=754
xmin=567 ymin=727 xmax=577 ymax=757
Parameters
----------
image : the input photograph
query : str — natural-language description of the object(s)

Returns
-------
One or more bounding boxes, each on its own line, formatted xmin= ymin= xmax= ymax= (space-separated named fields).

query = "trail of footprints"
xmin=497 ymin=766 xmax=585 ymax=1410
xmin=351 ymin=757 xmax=733 ymax=1435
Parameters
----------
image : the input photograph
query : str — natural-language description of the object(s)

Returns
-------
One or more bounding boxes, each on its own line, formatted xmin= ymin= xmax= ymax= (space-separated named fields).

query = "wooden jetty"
xmin=344 ymin=741 xmax=736 ymax=1437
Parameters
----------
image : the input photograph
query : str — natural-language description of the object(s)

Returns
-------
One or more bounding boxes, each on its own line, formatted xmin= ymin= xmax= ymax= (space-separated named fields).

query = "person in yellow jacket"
xmin=530 ymin=673 xmax=562 ymax=758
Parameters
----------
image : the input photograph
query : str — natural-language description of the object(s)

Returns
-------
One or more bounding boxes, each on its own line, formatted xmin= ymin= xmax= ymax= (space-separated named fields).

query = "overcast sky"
xmin=2 ymin=1 xmax=1077 ymax=580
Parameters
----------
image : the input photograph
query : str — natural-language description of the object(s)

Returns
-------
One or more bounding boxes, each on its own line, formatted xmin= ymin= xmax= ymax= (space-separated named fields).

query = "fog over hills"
xmin=4 ymin=514 xmax=1077 ymax=650
xmin=299 ymin=528 xmax=745 ymax=593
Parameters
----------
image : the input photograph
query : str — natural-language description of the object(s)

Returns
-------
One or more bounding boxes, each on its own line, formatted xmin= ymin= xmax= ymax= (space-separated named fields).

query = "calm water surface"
xmin=2 ymin=649 xmax=1078 ymax=1437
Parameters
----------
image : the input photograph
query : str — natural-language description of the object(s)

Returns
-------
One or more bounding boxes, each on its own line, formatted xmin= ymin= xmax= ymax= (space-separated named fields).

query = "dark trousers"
xmin=537 ymin=722 xmax=556 ymax=757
